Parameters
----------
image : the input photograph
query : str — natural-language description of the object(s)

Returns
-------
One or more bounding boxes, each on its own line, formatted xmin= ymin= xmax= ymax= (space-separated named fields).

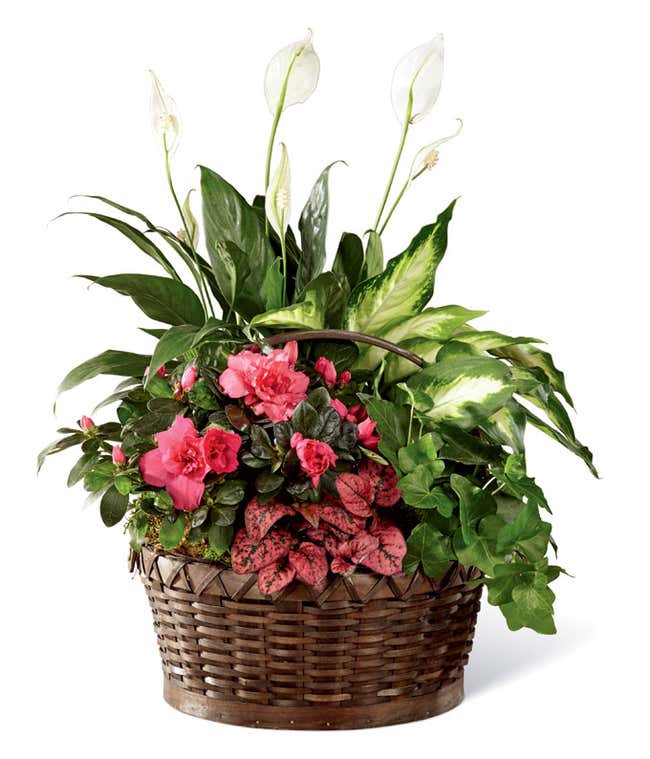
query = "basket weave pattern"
xmin=133 ymin=546 xmax=483 ymax=729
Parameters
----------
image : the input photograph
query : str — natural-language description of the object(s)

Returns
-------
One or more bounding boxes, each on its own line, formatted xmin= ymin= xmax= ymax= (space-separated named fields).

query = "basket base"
xmin=163 ymin=677 xmax=465 ymax=730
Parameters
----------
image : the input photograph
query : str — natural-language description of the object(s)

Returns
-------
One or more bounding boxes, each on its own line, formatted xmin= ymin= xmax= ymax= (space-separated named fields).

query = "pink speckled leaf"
xmin=231 ymin=527 xmax=292 ymax=574
xmin=346 ymin=531 xmax=380 ymax=563
xmin=257 ymin=561 xmax=296 ymax=594
xmin=336 ymin=473 xmax=374 ymax=516
xmin=320 ymin=503 xmax=366 ymax=534
xmin=374 ymin=466 xmax=402 ymax=507
xmin=245 ymin=497 xmax=295 ymax=543
xmin=288 ymin=542 xmax=329 ymax=585
xmin=361 ymin=525 xmax=407 ymax=575
xmin=330 ymin=556 xmax=355 ymax=576
xmin=293 ymin=502 xmax=321 ymax=528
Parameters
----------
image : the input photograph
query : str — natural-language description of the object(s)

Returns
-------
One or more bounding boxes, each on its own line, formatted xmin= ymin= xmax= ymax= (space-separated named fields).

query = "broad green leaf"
xmin=437 ymin=424 xmax=504 ymax=465
xmin=200 ymin=167 xmax=275 ymax=319
xmin=356 ymin=305 xmax=486 ymax=371
xmin=297 ymin=162 xmax=342 ymax=292
xmin=147 ymin=324 xmax=198 ymax=386
xmin=345 ymin=200 xmax=456 ymax=335
xmin=408 ymin=357 xmax=515 ymax=428
xmin=332 ymin=232 xmax=364 ymax=291
xmin=481 ymin=400 xmax=526 ymax=453
xmin=494 ymin=343 xmax=574 ymax=407
xmin=159 ymin=513 xmax=186 ymax=550
xmin=67 ymin=452 xmax=101 ymax=487
xmin=208 ymin=524 xmax=234 ymax=552
xmin=361 ymin=397 xmax=410 ymax=467
xmin=364 ymin=230 xmax=383 ymax=279
xmin=404 ymin=523 xmax=454 ymax=577
xmin=59 ymin=212 xmax=180 ymax=280
xmin=263 ymin=259 xmax=284 ymax=311
xmin=450 ymin=473 xmax=498 ymax=544
xmin=58 ymin=350 xmax=151 ymax=396
xmin=82 ymin=274 xmax=204 ymax=326
xmin=397 ymin=433 xmax=439 ymax=473
xmin=383 ymin=337 xmax=442 ymax=385
xmin=100 ymin=486 xmax=129 ymax=527
xmin=397 ymin=462 xmax=445 ymax=508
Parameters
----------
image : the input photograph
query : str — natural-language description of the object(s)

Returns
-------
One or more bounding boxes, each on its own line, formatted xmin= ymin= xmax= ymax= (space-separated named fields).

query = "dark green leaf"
xmin=58 ymin=350 xmax=150 ymax=396
xmin=159 ymin=513 xmax=186 ymax=550
xmin=333 ymin=232 xmax=364 ymax=291
xmin=404 ymin=522 xmax=454 ymax=577
xmin=363 ymin=230 xmax=383 ymax=279
xmin=147 ymin=324 xmax=198 ymax=383
xmin=100 ymin=486 xmax=129 ymax=527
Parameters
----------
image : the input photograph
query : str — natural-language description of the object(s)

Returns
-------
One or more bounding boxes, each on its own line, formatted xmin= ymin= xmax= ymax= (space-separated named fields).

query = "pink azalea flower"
xmin=290 ymin=432 xmax=338 ymax=487
xmin=79 ymin=415 xmax=95 ymax=431
xmin=139 ymin=416 xmax=209 ymax=511
xmin=181 ymin=364 xmax=198 ymax=392
xmin=203 ymin=427 xmax=241 ymax=474
xmin=111 ymin=444 xmax=126 ymax=466
xmin=338 ymin=370 xmax=352 ymax=387
xmin=331 ymin=398 xmax=348 ymax=418
xmin=314 ymin=356 xmax=337 ymax=386
xmin=358 ymin=417 xmax=380 ymax=450
xmin=218 ymin=341 xmax=309 ymax=423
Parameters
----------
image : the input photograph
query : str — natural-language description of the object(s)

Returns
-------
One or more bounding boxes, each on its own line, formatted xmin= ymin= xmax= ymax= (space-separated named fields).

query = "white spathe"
xmin=264 ymin=30 xmax=320 ymax=115
xmin=410 ymin=118 xmax=463 ymax=179
xmin=391 ymin=35 xmax=444 ymax=125
xmin=149 ymin=70 xmax=181 ymax=152
xmin=265 ymin=143 xmax=291 ymax=235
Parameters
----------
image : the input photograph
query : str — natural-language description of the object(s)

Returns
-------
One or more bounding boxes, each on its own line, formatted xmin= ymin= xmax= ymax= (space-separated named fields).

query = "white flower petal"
xmin=149 ymin=70 xmax=181 ymax=152
xmin=264 ymin=30 xmax=320 ymax=115
xmin=391 ymin=35 xmax=444 ymax=125
xmin=410 ymin=118 xmax=463 ymax=178
xmin=265 ymin=143 xmax=291 ymax=235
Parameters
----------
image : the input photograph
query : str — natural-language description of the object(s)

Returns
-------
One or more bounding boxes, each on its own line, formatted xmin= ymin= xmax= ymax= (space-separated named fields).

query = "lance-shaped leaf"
xmin=408 ymin=357 xmax=515 ymax=428
xmin=332 ymin=232 xmax=364 ymax=291
xmin=200 ymin=166 xmax=275 ymax=317
xmin=81 ymin=274 xmax=204 ymax=326
xmin=384 ymin=337 xmax=443 ymax=385
xmin=58 ymin=350 xmax=151 ymax=396
xmin=147 ymin=324 xmax=198 ymax=386
xmin=364 ymin=230 xmax=383 ymax=279
xmin=525 ymin=407 xmax=598 ymax=476
xmin=454 ymin=329 xmax=543 ymax=352
xmin=345 ymin=200 xmax=455 ymax=335
xmin=481 ymin=400 xmax=526 ymax=454
xmin=297 ymin=162 xmax=342 ymax=292
xmin=493 ymin=343 xmax=574 ymax=407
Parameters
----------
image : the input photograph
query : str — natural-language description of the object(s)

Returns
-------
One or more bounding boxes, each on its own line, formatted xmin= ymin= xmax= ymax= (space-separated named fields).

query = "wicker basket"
xmin=132 ymin=546 xmax=482 ymax=729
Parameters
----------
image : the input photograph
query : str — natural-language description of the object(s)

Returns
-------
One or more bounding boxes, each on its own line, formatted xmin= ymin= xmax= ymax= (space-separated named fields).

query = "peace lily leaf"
xmin=404 ymin=522 xmax=454 ymax=577
xmin=264 ymin=29 xmax=320 ymax=114
xmin=481 ymin=400 xmax=526 ymax=454
xmin=408 ymin=357 xmax=515 ymax=428
xmin=81 ymin=274 xmax=204 ymax=326
xmin=494 ymin=343 xmax=574 ymax=408
xmin=297 ymin=162 xmax=342 ymax=292
xmin=58 ymin=350 xmax=151 ymax=396
xmin=332 ymin=232 xmax=364 ymax=291
xmin=356 ymin=304 xmax=485 ymax=371
xmin=200 ymin=166 xmax=275 ymax=318
xmin=345 ymin=200 xmax=455 ymax=336
xmin=263 ymin=259 xmax=284 ymax=311
xmin=58 ymin=212 xmax=180 ymax=280
xmin=364 ymin=230 xmax=383 ymax=279
xmin=450 ymin=473 xmax=498 ymax=544
xmin=72 ymin=194 xmax=154 ymax=228
xmin=146 ymin=325 xmax=198 ymax=387
xmin=391 ymin=35 xmax=444 ymax=124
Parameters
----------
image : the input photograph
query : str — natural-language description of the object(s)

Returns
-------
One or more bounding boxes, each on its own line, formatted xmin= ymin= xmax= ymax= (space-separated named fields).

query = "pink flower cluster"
xmin=290 ymin=433 xmax=337 ymax=486
xmin=139 ymin=416 xmax=241 ymax=510
xmin=219 ymin=341 xmax=309 ymax=422
xmin=313 ymin=356 xmax=351 ymax=388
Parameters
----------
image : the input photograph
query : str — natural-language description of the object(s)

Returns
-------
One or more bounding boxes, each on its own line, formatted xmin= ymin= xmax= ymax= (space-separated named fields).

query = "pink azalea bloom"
xmin=331 ymin=398 xmax=347 ymax=418
xmin=181 ymin=364 xmax=198 ymax=392
xmin=79 ymin=415 xmax=95 ymax=431
xmin=358 ymin=417 xmax=380 ymax=450
xmin=139 ymin=416 xmax=209 ymax=511
xmin=314 ymin=356 xmax=337 ymax=386
xmin=111 ymin=444 xmax=126 ymax=466
xmin=203 ymin=427 xmax=241 ymax=474
xmin=218 ymin=341 xmax=309 ymax=422
xmin=290 ymin=432 xmax=338 ymax=487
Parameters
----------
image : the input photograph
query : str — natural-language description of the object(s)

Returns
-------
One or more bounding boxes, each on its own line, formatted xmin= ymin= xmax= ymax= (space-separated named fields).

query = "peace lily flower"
xmin=264 ymin=29 xmax=320 ymax=116
xmin=266 ymin=143 xmax=291 ymax=236
xmin=149 ymin=70 xmax=181 ymax=152
xmin=391 ymin=35 xmax=444 ymax=125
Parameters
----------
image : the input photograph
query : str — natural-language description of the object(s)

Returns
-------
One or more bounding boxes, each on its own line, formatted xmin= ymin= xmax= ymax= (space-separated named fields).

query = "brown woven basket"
xmin=131 ymin=330 xmax=483 ymax=729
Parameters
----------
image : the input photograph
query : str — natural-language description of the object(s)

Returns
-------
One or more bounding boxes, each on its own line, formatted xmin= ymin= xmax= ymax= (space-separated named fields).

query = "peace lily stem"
xmin=163 ymin=137 xmax=213 ymax=319
xmin=373 ymin=92 xmax=413 ymax=232
xmin=378 ymin=166 xmax=426 ymax=236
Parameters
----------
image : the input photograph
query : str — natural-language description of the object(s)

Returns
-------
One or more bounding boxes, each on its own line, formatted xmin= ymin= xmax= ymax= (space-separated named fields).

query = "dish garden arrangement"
xmin=39 ymin=32 xmax=596 ymax=729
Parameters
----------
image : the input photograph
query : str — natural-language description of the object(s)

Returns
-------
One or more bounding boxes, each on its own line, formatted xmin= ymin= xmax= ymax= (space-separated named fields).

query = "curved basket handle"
xmin=262 ymin=329 xmax=424 ymax=368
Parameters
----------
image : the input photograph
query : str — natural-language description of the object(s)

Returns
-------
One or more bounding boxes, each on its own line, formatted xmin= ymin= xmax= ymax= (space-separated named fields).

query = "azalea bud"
xmin=266 ymin=143 xmax=291 ymax=235
xmin=149 ymin=70 xmax=181 ymax=152
xmin=112 ymin=445 xmax=126 ymax=466
xmin=144 ymin=364 xmax=166 ymax=378
xmin=391 ymin=35 xmax=444 ymax=125
xmin=80 ymin=416 xmax=96 ymax=432
xmin=181 ymin=364 xmax=198 ymax=392
xmin=264 ymin=29 xmax=320 ymax=115
xmin=338 ymin=370 xmax=352 ymax=387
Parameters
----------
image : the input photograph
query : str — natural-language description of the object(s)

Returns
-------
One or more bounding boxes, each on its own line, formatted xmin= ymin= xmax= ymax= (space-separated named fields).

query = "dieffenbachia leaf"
xmin=383 ymin=337 xmax=442 ymax=385
xmin=408 ymin=357 xmax=515 ymax=428
xmin=200 ymin=166 xmax=275 ymax=319
xmin=81 ymin=274 xmax=205 ymax=326
xmin=481 ymin=400 xmax=526 ymax=454
xmin=297 ymin=162 xmax=342 ymax=292
xmin=525 ymin=408 xmax=598 ymax=476
xmin=453 ymin=329 xmax=543 ymax=352
xmin=58 ymin=350 xmax=151 ymax=396
xmin=364 ymin=230 xmax=383 ymax=279
xmin=345 ymin=200 xmax=455 ymax=335
xmin=493 ymin=343 xmax=574 ymax=407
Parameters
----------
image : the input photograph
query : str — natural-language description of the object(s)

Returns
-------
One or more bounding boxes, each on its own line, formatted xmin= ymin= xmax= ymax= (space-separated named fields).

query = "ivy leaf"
xmin=404 ymin=522 xmax=454 ymax=577
xmin=100 ymin=486 xmax=129 ymax=527
xmin=397 ymin=462 xmax=445 ymax=509
xmin=451 ymin=474 xmax=498 ymax=545
xmin=397 ymin=433 xmax=439 ymax=473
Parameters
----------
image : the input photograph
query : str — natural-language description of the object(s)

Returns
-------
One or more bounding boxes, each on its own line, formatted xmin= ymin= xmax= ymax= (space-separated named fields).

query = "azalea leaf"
xmin=100 ymin=486 xmax=129 ymax=527
xmin=345 ymin=200 xmax=455 ymax=335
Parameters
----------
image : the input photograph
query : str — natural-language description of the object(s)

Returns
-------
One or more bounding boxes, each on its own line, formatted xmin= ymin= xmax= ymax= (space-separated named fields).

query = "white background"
xmin=3 ymin=0 xmax=649 ymax=756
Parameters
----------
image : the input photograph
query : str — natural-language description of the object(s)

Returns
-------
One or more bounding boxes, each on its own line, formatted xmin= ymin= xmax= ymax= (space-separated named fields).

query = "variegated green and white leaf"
xmin=453 ymin=329 xmax=543 ymax=352
xmin=481 ymin=400 xmax=526 ymax=453
xmin=250 ymin=273 xmax=343 ymax=330
xmin=384 ymin=337 xmax=443 ymax=385
xmin=494 ymin=343 xmax=573 ymax=407
xmin=525 ymin=408 xmax=598 ymax=477
xmin=345 ymin=200 xmax=455 ymax=335
xmin=408 ymin=357 xmax=515 ymax=428
xmin=356 ymin=304 xmax=485 ymax=371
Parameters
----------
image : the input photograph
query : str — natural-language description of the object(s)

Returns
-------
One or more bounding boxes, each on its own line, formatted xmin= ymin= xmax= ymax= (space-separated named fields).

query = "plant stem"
xmin=279 ymin=228 xmax=288 ymax=306
xmin=373 ymin=94 xmax=413 ymax=232
xmin=163 ymin=139 xmax=213 ymax=318
xmin=378 ymin=167 xmax=426 ymax=236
